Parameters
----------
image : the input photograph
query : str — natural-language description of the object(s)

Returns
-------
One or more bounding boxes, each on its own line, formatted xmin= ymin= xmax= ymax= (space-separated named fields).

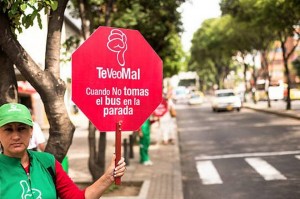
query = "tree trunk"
xmin=78 ymin=0 xmax=91 ymax=40
xmin=88 ymin=121 xmax=106 ymax=181
xmin=261 ymin=50 xmax=271 ymax=108
xmin=251 ymin=53 xmax=258 ymax=104
xmin=0 ymin=49 xmax=18 ymax=104
xmin=280 ymin=38 xmax=292 ymax=110
xmin=243 ymin=59 xmax=248 ymax=103
xmin=98 ymin=132 xmax=106 ymax=176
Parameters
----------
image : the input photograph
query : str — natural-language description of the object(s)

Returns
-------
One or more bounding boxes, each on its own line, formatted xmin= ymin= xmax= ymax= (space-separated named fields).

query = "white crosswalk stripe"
xmin=245 ymin=157 xmax=287 ymax=181
xmin=196 ymin=160 xmax=223 ymax=185
xmin=295 ymin=155 xmax=300 ymax=160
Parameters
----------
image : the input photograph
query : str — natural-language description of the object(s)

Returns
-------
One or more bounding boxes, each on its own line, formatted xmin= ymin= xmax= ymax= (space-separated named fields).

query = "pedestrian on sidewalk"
xmin=0 ymin=103 xmax=126 ymax=199
xmin=138 ymin=116 xmax=157 ymax=166
xmin=159 ymin=93 xmax=176 ymax=145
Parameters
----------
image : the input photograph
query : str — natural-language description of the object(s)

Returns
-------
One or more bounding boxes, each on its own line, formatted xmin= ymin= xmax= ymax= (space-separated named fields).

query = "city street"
xmin=177 ymin=100 xmax=300 ymax=199
xmin=1 ymin=1 xmax=298 ymax=199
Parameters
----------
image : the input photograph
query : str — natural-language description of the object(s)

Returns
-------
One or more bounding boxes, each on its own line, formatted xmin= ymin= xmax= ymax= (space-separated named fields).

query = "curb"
xmin=243 ymin=105 xmax=300 ymax=120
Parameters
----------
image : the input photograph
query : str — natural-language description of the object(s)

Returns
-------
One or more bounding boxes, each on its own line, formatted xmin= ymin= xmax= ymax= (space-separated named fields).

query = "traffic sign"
xmin=72 ymin=27 xmax=163 ymax=131
xmin=153 ymin=98 xmax=168 ymax=117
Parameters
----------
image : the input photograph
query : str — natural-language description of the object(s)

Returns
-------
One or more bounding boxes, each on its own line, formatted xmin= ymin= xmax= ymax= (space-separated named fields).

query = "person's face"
xmin=0 ymin=122 xmax=32 ymax=157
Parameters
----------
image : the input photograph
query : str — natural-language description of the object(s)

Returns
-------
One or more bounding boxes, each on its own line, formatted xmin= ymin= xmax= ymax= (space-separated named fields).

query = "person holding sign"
xmin=0 ymin=103 xmax=126 ymax=199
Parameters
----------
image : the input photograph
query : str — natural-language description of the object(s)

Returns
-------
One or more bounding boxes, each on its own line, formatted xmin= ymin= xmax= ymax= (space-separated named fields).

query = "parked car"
xmin=188 ymin=91 xmax=204 ymax=105
xmin=284 ymin=83 xmax=300 ymax=100
xmin=290 ymin=88 xmax=300 ymax=100
xmin=211 ymin=89 xmax=242 ymax=112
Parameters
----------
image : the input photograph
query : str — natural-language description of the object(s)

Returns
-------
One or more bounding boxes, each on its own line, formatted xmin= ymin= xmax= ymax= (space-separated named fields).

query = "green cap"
xmin=0 ymin=103 xmax=33 ymax=127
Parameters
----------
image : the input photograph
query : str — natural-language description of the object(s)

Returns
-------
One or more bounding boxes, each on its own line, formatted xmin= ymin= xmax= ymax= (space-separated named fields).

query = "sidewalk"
xmin=67 ymin=113 xmax=183 ymax=199
xmin=243 ymin=100 xmax=300 ymax=120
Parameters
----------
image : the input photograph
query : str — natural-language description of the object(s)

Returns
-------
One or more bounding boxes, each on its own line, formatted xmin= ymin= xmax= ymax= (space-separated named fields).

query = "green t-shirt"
xmin=0 ymin=150 xmax=57 ymax=199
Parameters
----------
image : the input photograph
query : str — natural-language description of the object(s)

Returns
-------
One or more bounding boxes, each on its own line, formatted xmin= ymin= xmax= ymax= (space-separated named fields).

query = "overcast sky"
xmin=179 ymin=0 xmax=221 ymax=52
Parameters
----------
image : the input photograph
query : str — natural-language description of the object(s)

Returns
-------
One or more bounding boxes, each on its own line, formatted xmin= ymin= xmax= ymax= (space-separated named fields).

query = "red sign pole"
xmin=115 ymin=121 xmax=122 ymax=185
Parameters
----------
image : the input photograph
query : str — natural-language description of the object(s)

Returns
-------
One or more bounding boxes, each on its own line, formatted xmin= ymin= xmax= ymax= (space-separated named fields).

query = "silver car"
xmin=211 ymin=89 xmax=242 ymax=112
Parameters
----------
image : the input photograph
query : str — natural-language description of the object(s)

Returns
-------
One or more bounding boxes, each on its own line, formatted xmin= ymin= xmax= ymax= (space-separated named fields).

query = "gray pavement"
xmin=66 ymin=99 xmax=299 ymax=199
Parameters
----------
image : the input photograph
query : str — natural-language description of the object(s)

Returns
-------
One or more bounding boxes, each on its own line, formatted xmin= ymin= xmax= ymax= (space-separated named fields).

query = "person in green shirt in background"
xmin=139 ymin=116 xmax=157 ymax=166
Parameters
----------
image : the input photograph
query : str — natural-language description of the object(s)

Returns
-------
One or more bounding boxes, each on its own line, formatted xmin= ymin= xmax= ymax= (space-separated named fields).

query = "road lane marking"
xmin=245 ymin=158 xmax=287 ymax=181
xmin=195 ymin=150 xmax=300 ymax=161
xmin=295 ymin=155 xmax=300 ymax=160
xmin=196 ymin=160 xmax=223 ymax=185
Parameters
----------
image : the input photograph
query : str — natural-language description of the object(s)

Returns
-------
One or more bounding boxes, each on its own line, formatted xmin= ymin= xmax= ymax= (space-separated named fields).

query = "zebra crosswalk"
xmin=195 ymin=151 xmax=300 ymax=185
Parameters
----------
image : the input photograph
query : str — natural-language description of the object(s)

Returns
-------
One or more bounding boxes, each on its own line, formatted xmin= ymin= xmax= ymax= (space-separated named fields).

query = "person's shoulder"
xmin=29 ymin=150 xmax=56 ymax=169
xmin=29 ymin=150 xmax=55 ymax=160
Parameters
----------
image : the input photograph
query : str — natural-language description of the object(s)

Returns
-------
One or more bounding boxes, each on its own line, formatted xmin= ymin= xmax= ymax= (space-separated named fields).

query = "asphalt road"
xmin=176 ymin=101 xmax=300 ymax=199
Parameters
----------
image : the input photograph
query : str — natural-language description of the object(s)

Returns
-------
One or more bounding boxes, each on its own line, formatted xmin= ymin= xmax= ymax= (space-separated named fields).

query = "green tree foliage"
xmin=220 ymin=0 xmax=300 ymax=109
xmin=69 ymin=0 xmax=186 ymax=77
xmin=1 ymin=0 xmax=58 ymax=32
xmin=190 ymin=16 xmax=235 ymax=89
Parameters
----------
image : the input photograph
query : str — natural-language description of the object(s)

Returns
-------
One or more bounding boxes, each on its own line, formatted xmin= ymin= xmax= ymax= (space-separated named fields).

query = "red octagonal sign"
xmin=72 ymin=27 xmax=163 ymax=131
